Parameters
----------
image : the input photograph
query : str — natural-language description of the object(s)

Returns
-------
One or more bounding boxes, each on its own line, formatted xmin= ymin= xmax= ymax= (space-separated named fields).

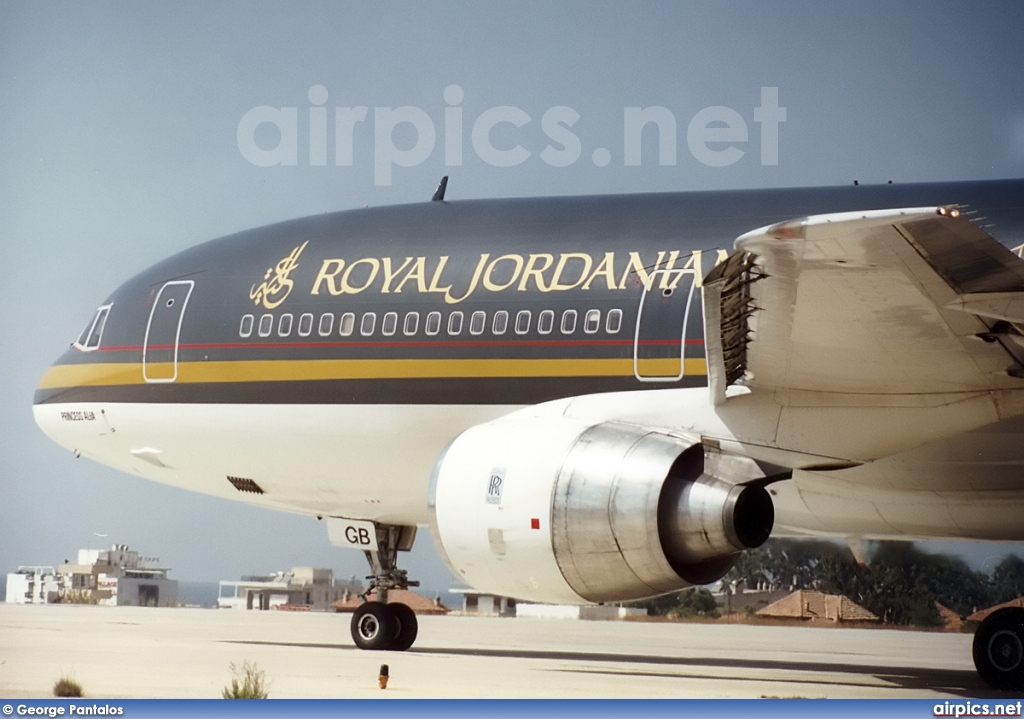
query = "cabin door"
xmin=633 ymin=269 xmax=695 ymax=381
xmin=143 ymin=280 xmax=194 ymax=383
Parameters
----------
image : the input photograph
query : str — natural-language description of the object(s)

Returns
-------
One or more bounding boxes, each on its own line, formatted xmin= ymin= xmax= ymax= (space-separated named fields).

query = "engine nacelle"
xmin=428 ymin=415 xmax=774 ymax=604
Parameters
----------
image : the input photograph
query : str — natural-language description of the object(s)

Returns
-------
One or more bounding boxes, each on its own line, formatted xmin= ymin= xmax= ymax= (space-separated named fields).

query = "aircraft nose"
xmin=35 ymin=356 xmax=62 ymax=406
xmin=33 ymin=356 xmax=78 ymax=450
xmin=32 ymin=354 xmax=120 ymax=461
xmin=32 ymin=314 xmax=115 ymax=450
xmin=34 ymin=350 xmax=77 ymax=407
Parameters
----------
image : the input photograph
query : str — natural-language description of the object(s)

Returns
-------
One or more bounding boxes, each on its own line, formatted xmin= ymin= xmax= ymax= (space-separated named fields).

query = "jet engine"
xmin=428 ymin=414 xmax=775 ymax=605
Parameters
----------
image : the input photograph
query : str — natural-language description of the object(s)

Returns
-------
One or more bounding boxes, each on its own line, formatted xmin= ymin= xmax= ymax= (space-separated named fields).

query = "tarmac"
xmin=0 ymin=604 xmax=1001 ymax=699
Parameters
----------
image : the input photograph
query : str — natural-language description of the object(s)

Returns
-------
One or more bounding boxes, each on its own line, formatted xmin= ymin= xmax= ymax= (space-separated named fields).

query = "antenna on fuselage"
xmin=431 ymin=175 xmax=449 ymax=202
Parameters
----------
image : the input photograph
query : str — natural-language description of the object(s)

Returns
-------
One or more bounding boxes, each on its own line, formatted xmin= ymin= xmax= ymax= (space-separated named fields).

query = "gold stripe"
xmin=39 ymin=363 xmax=142 ymax=389
xmin=38 ymin=357 xmax=708 ymax=389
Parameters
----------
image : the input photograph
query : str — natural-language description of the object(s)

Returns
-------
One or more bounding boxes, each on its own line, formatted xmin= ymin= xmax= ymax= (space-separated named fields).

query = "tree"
xmin=623 ymin=592 xmax=687 ymax=616
xmin=624 ymin=587 xmax=721 ymax=618
xmin=636 ymin=540 xmax=1017 ymax=626
xmin=672 ymin=588 xmax=719 ymax=618
xmin=858 ymin=543 xmax=991 ymax=624
xmin=725 ymin=538 xmax=997 ymax=627
xmin=724 ymin=538 xmax=857 ymax=592
xmin=991 ymin=554 xmax=1024 ymax=605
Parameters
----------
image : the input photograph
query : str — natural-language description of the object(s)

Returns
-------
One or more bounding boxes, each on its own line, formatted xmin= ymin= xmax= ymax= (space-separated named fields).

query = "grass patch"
xmin=53 ymin=675 xmax=84 ymax=697
xmin=222 ymin=661 xmax=269 ymax=699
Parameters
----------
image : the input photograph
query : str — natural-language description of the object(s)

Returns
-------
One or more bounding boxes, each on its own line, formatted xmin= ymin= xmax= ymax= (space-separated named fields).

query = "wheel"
xmin=389 ymin=602 xmax=418 ymax=652
xmin=350 ymin=602 xmax=397 ymax=650
xmin=973 ymin=606 xmax=1024 ymax=691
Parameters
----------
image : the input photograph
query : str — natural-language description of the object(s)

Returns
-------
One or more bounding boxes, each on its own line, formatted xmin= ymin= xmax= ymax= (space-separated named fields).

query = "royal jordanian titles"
xmin=33 ymin=179 xmax=1024 ymax=688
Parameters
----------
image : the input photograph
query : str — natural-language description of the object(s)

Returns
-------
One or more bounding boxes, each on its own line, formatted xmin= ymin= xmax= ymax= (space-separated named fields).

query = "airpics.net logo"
xmin=236 ymin=85 xmax=786 ymax=186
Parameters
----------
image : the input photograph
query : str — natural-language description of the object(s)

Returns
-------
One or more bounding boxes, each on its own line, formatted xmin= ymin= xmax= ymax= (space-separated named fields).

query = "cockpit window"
xmin=74 ymin=305 xmax=112 ymax=352
xmin=76 ymin=322 xmax=92 ymax=348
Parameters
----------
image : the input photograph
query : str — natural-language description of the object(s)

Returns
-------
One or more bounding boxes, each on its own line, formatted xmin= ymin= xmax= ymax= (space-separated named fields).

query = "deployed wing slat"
xmin=708 ymin=207 xmax=1024 ymax=400
xmin=702 ymin=251 xmax=760 ymax=404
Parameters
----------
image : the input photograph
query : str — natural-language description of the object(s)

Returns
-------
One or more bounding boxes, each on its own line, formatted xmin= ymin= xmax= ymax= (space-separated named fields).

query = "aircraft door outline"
xmin=143 ymin=280 xmax=194 ymax=383
xmin=633 ymin=268 xmax=695 ymax=382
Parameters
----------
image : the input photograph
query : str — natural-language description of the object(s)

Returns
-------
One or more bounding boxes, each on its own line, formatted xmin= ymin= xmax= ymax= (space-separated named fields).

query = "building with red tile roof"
xmin=935 ymin=602 xmax=964 ymax=631
xmin=967 ymin=596 xmax=1024 ymax=623
xmin=756 ymin=590 xmax=879 ymax=623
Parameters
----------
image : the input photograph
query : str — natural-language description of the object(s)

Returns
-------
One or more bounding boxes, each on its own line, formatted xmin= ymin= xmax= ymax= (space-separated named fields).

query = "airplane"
xmin=32 ymin=177 xmax=1024 ymax=690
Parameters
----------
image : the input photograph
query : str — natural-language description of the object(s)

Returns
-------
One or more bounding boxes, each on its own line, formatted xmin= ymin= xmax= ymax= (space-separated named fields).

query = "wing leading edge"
xmin=703 ymin=206 xmax=1024 ymax=404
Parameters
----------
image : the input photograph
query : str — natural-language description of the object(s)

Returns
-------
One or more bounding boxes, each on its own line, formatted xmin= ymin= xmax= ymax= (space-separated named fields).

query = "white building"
xmin=5 ymin=544 xmax=177 ymax=607
xmin=218 ymin=567 xmax=356 ymax=611
xmin=449 ymin=588 xmax=645 ymax=620
xmin=451 ymin=588 xmax=518 ymax=617
xmin=515 ymin=604 xmax=647 ymax=620
xmin=60 ymin=545 xmax=177 ymax=607
xmin=5 ymin=567 xmax=62 ymax=605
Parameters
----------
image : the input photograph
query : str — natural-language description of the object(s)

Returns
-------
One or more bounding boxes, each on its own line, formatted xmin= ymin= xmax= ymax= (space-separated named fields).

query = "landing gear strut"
xmin=973 ymin=606 xmax=1024 ymax=691
xmin=349 ymin=524 xmax=420 ymax=652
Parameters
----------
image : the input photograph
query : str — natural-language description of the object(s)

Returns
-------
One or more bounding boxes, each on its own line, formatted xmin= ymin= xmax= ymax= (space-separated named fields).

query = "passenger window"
xmin=339 ymin=312 xmax=355 ymax=337
xmin=448 ymin=311 xmax=464 ymax=335
xmin=318 ymin=313 xmax=334 ymax=336
xmin=360 ymin=312 xmax=377 ymax=336
xmin=606 ymin=308 xmax=623 ymax=334
xmin=297 ymin=313 xmax=314 ymax=337
xmin=584 ymin=309 xmax=601 ymax=334
xmin=278 ymin=314 xmax=293 ymax=337
xmin=382 ymin=311 xmax=398 ymax=336
xmin=515 ymin=310 xmax=531 ymax=335
xmin=492 ymin=310 xmax=509 ymax=335
xmin=425 ymin=311 xmax=442 ymax=336
xmin=469 ymin=311 xmax=486 ymax=335
xmin=560 ymin=309 xmax=577 ymax=334
xmin=239 ymin=314 xmax=254 ymax=338
xmin=404 ymin=312 xmax=420 ymax=336
xmin=258 ymin=314 xmax=273 ymax=337
xmin=538 ymin=310 xmax=554 ymax=335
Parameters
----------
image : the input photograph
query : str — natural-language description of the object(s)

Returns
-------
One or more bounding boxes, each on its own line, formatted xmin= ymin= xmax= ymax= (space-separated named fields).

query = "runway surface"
xmin=0 ymin=604 xmax=999 ymax=699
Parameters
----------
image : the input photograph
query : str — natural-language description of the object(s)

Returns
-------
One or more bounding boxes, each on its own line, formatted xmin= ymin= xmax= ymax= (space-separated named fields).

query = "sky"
xmin=3 ymin=1 xmax=1024 ymax=594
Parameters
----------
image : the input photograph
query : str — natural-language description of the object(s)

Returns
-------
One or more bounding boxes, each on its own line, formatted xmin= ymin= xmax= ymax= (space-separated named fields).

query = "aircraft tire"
xmin=351 ymin=601 xmax=397 ymax=650
xmin=973 ymin=606 xmax=1024 ymax=691
xmin=389 ymin=602 xmax=419 ymax=651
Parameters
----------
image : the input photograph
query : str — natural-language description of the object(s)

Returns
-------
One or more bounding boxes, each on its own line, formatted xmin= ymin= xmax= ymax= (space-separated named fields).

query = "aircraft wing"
xmin=703 ymin=207 xmax=1024 ymax=404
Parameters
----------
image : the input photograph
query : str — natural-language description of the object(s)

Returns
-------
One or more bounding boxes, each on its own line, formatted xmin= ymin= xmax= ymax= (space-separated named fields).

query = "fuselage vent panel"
xmin=227 ymin=475 xmax=265 ymax=494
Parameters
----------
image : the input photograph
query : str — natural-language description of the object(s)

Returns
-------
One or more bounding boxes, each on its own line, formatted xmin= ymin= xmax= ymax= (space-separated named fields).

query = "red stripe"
xmin=95 ymin=338 xmax=706 ymax=352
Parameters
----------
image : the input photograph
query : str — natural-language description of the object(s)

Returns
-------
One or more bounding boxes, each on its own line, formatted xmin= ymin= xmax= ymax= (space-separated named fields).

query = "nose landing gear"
xmin=349 ymin=524 xmax=420 ymax=652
